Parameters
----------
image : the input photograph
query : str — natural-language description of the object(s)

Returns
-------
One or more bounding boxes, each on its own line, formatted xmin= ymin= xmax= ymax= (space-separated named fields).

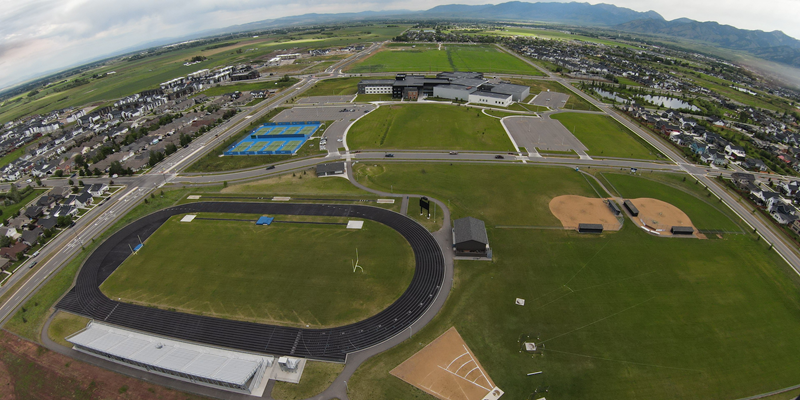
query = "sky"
xmin=1 ymin=0 xmax=799 ymax=91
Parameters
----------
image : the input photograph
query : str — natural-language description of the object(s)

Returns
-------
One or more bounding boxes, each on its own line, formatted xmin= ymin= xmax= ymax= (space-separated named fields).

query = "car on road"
xmin=385 ymin=153 xmax=394 ymax=157
xmin=29 ymin=261 xmax=38 ymax=269
xmin=336 ymin=138 xmax=343 ymax=142
xmin=495 ymin=155 xmax=504 ymax=159
xmin=266 ymin=165 xmax=276 ymax=170
xmin=449 ymin=151 xmax=458 ymax=155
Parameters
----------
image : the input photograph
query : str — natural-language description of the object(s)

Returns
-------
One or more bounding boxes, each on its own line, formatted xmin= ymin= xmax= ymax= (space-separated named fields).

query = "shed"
xmin=453 ymin=217 xmax=489 ymax=257
xmin=671 ymin=226 xmax=694 ymax=235
xmin=316 ymin=162 xmax=345 ymax=177
xmin=578 ymin=223 xmax=604 ymax=234
xmin=623 ymin=200 xmax=639 ymax=216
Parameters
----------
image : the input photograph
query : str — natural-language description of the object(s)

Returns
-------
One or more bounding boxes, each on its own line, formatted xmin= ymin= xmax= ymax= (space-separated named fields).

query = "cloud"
xmin=1 ymin=0 xmax=799 ymax=91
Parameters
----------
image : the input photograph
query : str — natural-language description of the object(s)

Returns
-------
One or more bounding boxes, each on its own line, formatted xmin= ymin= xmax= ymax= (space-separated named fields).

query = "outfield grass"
xmin=3 ymin=187 xmax=203 ymax=342
xmin=601 ymin=172 xmax=744 ymax=232
xmin=551 ymin=113 xmax=662 ymax=160
xmin=100 ymin=214 xmax=415 ymax=328
xmin=348 ymin=163 xmax=800 ymax=400
xmin=347 ymin=104 xmax=514 ymax=151
xmin=46 ymin=311 xmax=90 ymax=348
xmin=272 ymin=361 xmax=344 ymax=400
xmin=346 ymin=44 xmax=543 ymax=76
xmin=353 ymin=163 xmax=597 ymax=226
xmin=221 ymin=171 xmax=367 ymax=195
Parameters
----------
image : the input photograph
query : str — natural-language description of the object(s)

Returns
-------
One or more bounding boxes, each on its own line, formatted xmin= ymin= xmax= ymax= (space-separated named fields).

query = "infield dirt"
xmin=549 ymin=195 xmax=621 ymax=231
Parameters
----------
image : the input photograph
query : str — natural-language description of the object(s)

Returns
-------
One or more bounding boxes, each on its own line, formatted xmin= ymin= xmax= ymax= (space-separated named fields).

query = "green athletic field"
xmin=601 ymin=172 xmax=745 ymax=232
xmin=100 ymin=214 xmax=415 ymax=328
xmin=551 ymin=113 xmax=662 ymax=160
xmin=350 ymin=163 xmax=800 ymax=400
xmin=346 ymin=44 xmax=544 ymax=75
xmin=347 ymin=104 xmax=515 ymax=151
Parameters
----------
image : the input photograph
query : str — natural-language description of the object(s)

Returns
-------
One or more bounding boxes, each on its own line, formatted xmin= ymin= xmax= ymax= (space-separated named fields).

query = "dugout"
xmin=607 ymin=200 xmax=621 ymax=215
xmin=453 ymin=217 xmax=490 ymax=257
xmin=578 ymin=223 xmax=604 ymax=234
xmin=671 ymin=226 xmax=694 ymax=235
xmin=623 ymin=200 xmax=639 ymax=216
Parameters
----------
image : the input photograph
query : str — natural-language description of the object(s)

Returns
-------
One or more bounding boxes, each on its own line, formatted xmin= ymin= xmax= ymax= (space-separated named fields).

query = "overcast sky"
xmin=2 ymin=0 xmax=799 ymax=92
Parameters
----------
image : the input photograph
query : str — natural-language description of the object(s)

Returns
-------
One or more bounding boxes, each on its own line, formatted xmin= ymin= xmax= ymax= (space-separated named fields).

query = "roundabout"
xmin=57 ymin=202 xmax=446 ymax=362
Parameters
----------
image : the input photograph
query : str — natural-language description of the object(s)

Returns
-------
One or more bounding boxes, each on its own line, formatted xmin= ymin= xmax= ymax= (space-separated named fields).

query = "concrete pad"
xmin=347 ymin=220 xmax=364 ymax=229
xmin=187 ymin=195 xmax=201 ymax=200
xmin=502 ymin=116 xmax=588 ymax=155
xmin=272 ymin=196 xmax=291 ymax=201
xmin=531 ymin=91 xmax=570 ymax=109
xmin=180 ymin=215 xmax=196 ymax=223
xmin=377 ymin=199 xmax=395 ymax=204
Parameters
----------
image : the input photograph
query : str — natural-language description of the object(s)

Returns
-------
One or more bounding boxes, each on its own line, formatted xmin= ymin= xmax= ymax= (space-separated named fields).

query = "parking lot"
xmin=502 ymin=116 xmax=589 ymax=157
xmin=531 ymin=91 xmax=571 ymax=109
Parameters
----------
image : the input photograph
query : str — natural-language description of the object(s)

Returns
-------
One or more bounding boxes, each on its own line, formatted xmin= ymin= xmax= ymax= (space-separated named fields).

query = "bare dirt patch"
xmin=629 ymin=198 xmax=697 ymax=237
xmin=549 ymin=195 xmax=620 ymax=231
xmin=0 ymin=330 xmax=208 ymax=400
xmin=390 ymin=327 xmax=503 ymax=400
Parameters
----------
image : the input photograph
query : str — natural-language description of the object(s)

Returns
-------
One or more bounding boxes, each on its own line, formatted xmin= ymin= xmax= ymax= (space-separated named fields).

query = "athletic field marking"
xmin=542 ymin=297 xmax=655 ymax=344
xmin=445 ymin=352 xmax=469 ymax=370
xmin=437 ymin=366 xmax=491 ymax=392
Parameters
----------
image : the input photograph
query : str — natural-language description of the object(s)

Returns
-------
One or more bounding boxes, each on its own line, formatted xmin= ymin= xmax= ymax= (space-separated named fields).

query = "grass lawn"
xmin=46 ymin=311 xmax=90 ymax=348
xmin=347 ymin=104 xmax=514 ymax=151
xmin=3 ymin=188 xmax=201 ymax=342
xmin=299 ymin=77 xmax=375 ymax=98
xmin=346 ymin=44 xmax=543 ymax=75
xmin=222 ymin=172 xmax=366 ymax=195
xmin=348 ymin=163 xmax=800 ymax=400
xmin=551 ymin=113 xmax=662 ymax=160
xmin=354 ymin=94 xmax=395 ymax=102
xmin=601 ymin=172 xmax=744 ymax=232
xmin=100 ymin=214 xmax=415 ymax=328
xmin=353 ymin=163 xmax=597 ymax=226
xmin=272 ymin=361 xmax=344 ymax=400
xmin=200 ymin=79 xmax=298 ymax=97
xmin=0 ymin=188 xmax=48 ymax=220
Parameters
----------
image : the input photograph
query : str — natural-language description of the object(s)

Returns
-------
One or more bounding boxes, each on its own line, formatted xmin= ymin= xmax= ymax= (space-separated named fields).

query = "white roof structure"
xmin=68 ymin=322 xmax=269 ymax=388
xmin=346 ymin=220 xmax=364 ymax=230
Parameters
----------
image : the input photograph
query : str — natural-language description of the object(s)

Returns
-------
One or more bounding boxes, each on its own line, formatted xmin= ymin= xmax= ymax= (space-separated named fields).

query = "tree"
xmin=68 ymin=179 xmax=74 ymax=186
xmin=74 ymin=154 xmax=86 ymax=169
xmin=56 ymin=215 xmax=73 ymax=228
xmin=165 ymin=143 xmax=178 ymax=155
xmin=8 ymin=184 xmax=20 ymax=204
xmin=93 ymin=168 xmax=102 ymax=176
xmin=53 ymin=170 xmax=64 ymax=178
xmin=0 ymin=235 xmax=12 ymax=248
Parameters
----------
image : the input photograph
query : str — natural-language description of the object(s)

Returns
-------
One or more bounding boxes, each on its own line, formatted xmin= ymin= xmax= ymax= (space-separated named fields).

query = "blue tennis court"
xmin=224 ymin=121 xmax=321 ymax=156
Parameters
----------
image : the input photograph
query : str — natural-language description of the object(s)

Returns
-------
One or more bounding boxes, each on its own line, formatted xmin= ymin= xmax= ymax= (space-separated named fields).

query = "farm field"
xmin=346 ymin=44 xmax=544 ymax=75
xmin=347 ymin=104 xmax=515 ymax=151
xmin=348 ymin=163 xmax=800 ymax=400
xmin=551 ymin=112 xmax=662 ymax=160
xmin=0 ymin=25 xmax=409 ymax=124
xmin=100 ymin=213 xmax=415 ymax=328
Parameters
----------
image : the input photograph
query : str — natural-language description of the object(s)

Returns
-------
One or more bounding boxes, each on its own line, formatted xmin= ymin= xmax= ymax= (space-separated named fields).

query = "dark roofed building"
xmin=671 ymin=226 xmax=694 ymax=235
xmin=578 ymin=223 xmax=604 ymax=233
xmin=316 ymin=162 xmax=346 ymax=177
xmin=37 ymin=217 xmax=57 ymax=230
xmin=623 ymin=200 xmax=639 ymax=216
xmin=453 ymin=217 xmax=490 ymax=257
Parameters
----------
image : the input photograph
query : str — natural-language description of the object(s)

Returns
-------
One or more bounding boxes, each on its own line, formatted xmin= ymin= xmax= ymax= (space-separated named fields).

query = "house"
xmin=0 ymin=242 xmax=29 ymax=261
xmin=50 ymin=204 xmax=78 ymax=218
xmin=743 ymin=158 xmax=768 ymax=172
xmin=20 ymin=227 xmax=43 ymax=246
xmin=37 ymin=217 xmax=57 ymax=230
xmin=690 ymin=142 xmax=707 ymax=155
xmin=84 ymin=183 xmax=109 ymax=197
xmin=725 ymin=144 xmax=746 ymax=160
xmin=791 ymin=220 xmax=800 ymax=236
xmin=778 ymin=181 xmax=800 ymax=197
xmin=731 ymin=173 xmax=756 ymax=189
xmin=0 ymin=227 xmax=21 ymax=240
xmin=771 ymin=210 xmax=798 ymax=225
xmin=0 ymin=257 xmax=9 ymax=272
xmin=752 ymin=189 xmax=781 ymax=206
xmin=24 ymin=206 xmax=43 ymax=219
xmin=7 ymin=216 xmax=30 ymax=230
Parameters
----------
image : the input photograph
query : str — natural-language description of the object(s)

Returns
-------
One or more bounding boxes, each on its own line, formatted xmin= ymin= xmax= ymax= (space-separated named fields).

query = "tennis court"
xmin=225 ymin=121 xmax=321 ymax=156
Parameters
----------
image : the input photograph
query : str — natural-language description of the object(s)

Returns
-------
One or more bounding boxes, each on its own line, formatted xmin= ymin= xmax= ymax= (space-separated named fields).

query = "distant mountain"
xmin=424 ymin=1 xmax=664 ymax=26
xmin=615 ymin=18 xmax=800 ymax=68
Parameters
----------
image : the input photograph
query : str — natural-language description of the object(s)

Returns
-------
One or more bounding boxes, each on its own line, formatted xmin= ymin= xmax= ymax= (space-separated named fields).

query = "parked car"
xmin=495 ymin=155 xmax=504 ymax=159
xmin=385 ymin=153 xmax=395 ymax=158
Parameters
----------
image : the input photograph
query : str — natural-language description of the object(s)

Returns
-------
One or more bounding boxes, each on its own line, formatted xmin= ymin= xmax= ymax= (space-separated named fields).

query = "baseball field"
xmin=100 ymin=213 xmax=415 ymax=328
xmin=350 ymin=163 xmax=800 ymax=400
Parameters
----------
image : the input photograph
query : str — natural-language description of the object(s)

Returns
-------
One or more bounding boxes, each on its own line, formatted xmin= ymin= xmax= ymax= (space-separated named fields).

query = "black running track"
xmin=56 ymin=202 xmax=445 ymax=362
